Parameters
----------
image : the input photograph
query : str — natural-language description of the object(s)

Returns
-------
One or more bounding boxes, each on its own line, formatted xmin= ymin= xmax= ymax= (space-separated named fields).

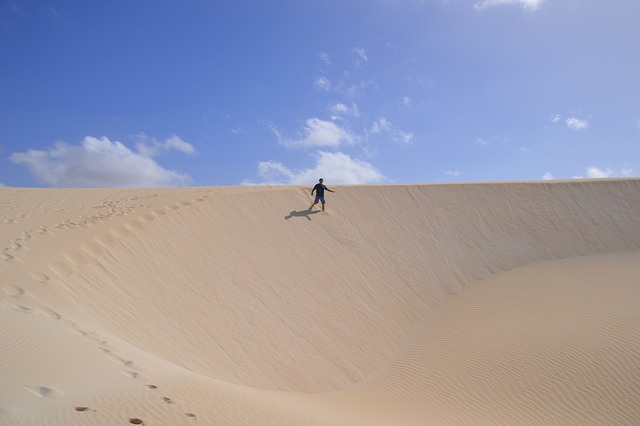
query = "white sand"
xmin=1 ymin=179 xmax=639 ymax=425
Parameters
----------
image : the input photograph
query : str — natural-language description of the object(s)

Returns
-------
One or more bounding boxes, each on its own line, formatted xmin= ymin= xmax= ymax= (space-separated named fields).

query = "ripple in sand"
xmin=111 ymin=227 xmax=131 ymax=238
xmin=95 ymin=234 xmax=117 ymax=247
xmin=47 ymin=261 xmax=73 ymax=276
xmin=140 ymin=214 xmax=156 ymax=222
xmin=125 ymin=220 xmax=145 ymax=231
xmin=81 ymin=242 xmax=106 ymax=257
xmin=63 ymin=251 xmax=89 ymax=266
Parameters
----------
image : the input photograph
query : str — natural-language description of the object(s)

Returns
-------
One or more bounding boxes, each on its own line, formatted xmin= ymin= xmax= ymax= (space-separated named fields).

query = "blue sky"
xmin=1 ymin=0 xmax=639 ymax=187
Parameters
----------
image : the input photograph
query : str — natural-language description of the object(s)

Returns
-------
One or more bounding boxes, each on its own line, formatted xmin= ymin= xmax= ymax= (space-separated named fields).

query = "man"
xmin=309 ymin=178 xmax=335 ymax=212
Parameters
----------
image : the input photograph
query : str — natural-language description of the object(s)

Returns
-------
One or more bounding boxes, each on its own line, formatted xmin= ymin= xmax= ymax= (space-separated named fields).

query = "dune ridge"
xmin=1 ymin=179 xmax=640 ymax=425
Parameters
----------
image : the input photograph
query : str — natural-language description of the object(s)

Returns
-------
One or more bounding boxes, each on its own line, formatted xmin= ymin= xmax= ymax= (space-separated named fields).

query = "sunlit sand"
xmin=1 ymin=180 xmax=639 ymax=425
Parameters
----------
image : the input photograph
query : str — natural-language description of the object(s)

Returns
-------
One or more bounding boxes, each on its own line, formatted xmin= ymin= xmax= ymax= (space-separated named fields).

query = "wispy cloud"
xmin=542 ymin=172 xmax=554 ymax=180
xmin=329 ymin=102 xmax=360 ymax=118
xmin=313 ymin=76 xmax=331 ymax=92
xmin=566 ymin=116 xmax=589 ymax=131
xmin=573 ymin=166 xmax=634 ymax=179
xmin=319 ymin=52 xmax=331 ymax=65
xmin=279 ymin=118 xmax=357 ymax=148
xmin=248 ymin=151 xmax=385 ymax=185
xmin=474 ymin=0 xmax=547 ymax=11
xmin=9 ymin=136 xmax=193 ymax=188
xmin=7 ymin=1 xmax=26 ymax=16
xmin=371 ymin=117 xmax=414 ymax=144
xmin=446 ymin=170 xmax=461 ymax=177
xmin=134 ymin=133 xmax=196 ymax=157
xmin=352 ymin=47 xmax=368 ymax=67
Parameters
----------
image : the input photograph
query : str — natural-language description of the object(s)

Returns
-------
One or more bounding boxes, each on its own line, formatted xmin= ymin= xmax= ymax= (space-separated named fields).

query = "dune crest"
xmin=1 ymin=180 xmax=639 ymax=425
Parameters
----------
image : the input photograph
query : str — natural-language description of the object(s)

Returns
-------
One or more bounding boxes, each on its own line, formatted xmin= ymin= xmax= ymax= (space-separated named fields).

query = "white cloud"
xmin=474 ymin=0 xmax=546 ymax=11
xmin=586 ymin=166 xmax=614 ymax=178
xmin=9 ymin=136 xmax=193 ymax=188
xmin=446 ymin=170 xmax=461 ymax=177
xmin=542 ymin=172 xmax=554 ymax=180
xmin=250 ymin=151 xmax=385 ymax=185
xmin=371 ymin=117 xmax=414 ymax=144
xmin=476 ymin=137 xmax=488 ymax=146
xmin=566 ymin=116 xmax=589 ymax=131
xmin=282 ymin=118 xmax=357 ymax=148
xmin=573 ymin=166 xmax=634 ymax=179
xmin=313 ymin=76 xmax=331 ymax=92
xmin=402 ymin=96 xmax=411 ymax=107
xmin=134 ymin=133 xmax=195 ymax=157
xmin=551 ymin=114 xmax=561 ymax=123
xmin=329 ymin=102 xmax=360 ymax=118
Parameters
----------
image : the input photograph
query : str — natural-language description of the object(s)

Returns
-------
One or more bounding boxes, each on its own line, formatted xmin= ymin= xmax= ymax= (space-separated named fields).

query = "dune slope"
xmin=1 ymin=179 xmax=639 ymax=425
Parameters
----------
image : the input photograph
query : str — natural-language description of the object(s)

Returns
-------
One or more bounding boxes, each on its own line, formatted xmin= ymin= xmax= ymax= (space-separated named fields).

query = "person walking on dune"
xmin=309 ymin=178 xmax=335 ymax=212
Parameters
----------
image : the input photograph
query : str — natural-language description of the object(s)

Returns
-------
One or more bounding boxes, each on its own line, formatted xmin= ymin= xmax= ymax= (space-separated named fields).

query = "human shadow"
xmin=284 ymin=209 xmax=320 ymax=221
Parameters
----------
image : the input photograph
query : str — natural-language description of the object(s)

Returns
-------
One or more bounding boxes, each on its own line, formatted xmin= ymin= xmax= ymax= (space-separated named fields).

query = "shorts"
xmin=314 ymin=195 xmax=326 ymax=204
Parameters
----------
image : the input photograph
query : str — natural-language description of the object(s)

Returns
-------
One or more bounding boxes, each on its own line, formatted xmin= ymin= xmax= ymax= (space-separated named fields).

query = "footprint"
xmin=1 ymin=253 xmax=15 ymax=261
xmin=145 ymin=384 xmax=157 ymax=390
xmin=11 ymin=304 xmax=34 ymax=314
xmin=4 ymin=285 xmax=25 ymax=297
xmin=162 ymin=396 xmax=173 ymax=404
xmin=107 ymin=353 xmax=134 ymax=367
xmin=128 ymin=418 xmax=145 ymax=425
xmin=24 ymin=385 xmax=65 ymax=399
xmin=122 ymin=371 xmax=139 ymax=379
xmin=74 ymin=406 xmax=95 ymax=412
xmin=30 ymin=272 xmax=50 ymax=282
xmin=38 ymin=307 xmax=61 ymax=320
xmin=184 ymin=413 xmax=197 ymax=420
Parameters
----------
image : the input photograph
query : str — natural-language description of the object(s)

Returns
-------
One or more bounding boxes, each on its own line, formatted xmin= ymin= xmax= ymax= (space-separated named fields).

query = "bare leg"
xmin=321 ymin=202 xmax=325 ymax=212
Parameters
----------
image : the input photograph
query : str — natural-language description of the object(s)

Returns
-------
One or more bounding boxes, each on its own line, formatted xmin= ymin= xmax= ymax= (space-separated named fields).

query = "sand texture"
xmin=1 ymin=179 xmax=640 ymax=425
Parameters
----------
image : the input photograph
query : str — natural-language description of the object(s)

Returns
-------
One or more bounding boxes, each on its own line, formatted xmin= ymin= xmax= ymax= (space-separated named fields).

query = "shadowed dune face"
xmin=28 ymin=180 xmax=640 ymax=393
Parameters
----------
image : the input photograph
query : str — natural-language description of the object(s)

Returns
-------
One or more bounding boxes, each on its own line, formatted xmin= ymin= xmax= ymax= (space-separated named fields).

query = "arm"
xmin=326 ymin=187 xmax=335 ymax=193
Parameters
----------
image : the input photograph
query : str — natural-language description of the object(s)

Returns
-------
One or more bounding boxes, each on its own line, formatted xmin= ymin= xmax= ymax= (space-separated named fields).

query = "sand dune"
xmin=1 ymin=179 xmax=640 ymax=425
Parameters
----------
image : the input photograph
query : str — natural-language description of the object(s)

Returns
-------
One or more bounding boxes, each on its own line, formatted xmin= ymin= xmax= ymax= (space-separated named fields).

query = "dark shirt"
xmin=313 ymin=183 xmax=327 ymax=197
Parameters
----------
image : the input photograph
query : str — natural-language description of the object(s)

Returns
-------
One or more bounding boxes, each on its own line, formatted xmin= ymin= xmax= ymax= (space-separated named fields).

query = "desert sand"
xmin=1 ymin=179 xmax=640 ymax=425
